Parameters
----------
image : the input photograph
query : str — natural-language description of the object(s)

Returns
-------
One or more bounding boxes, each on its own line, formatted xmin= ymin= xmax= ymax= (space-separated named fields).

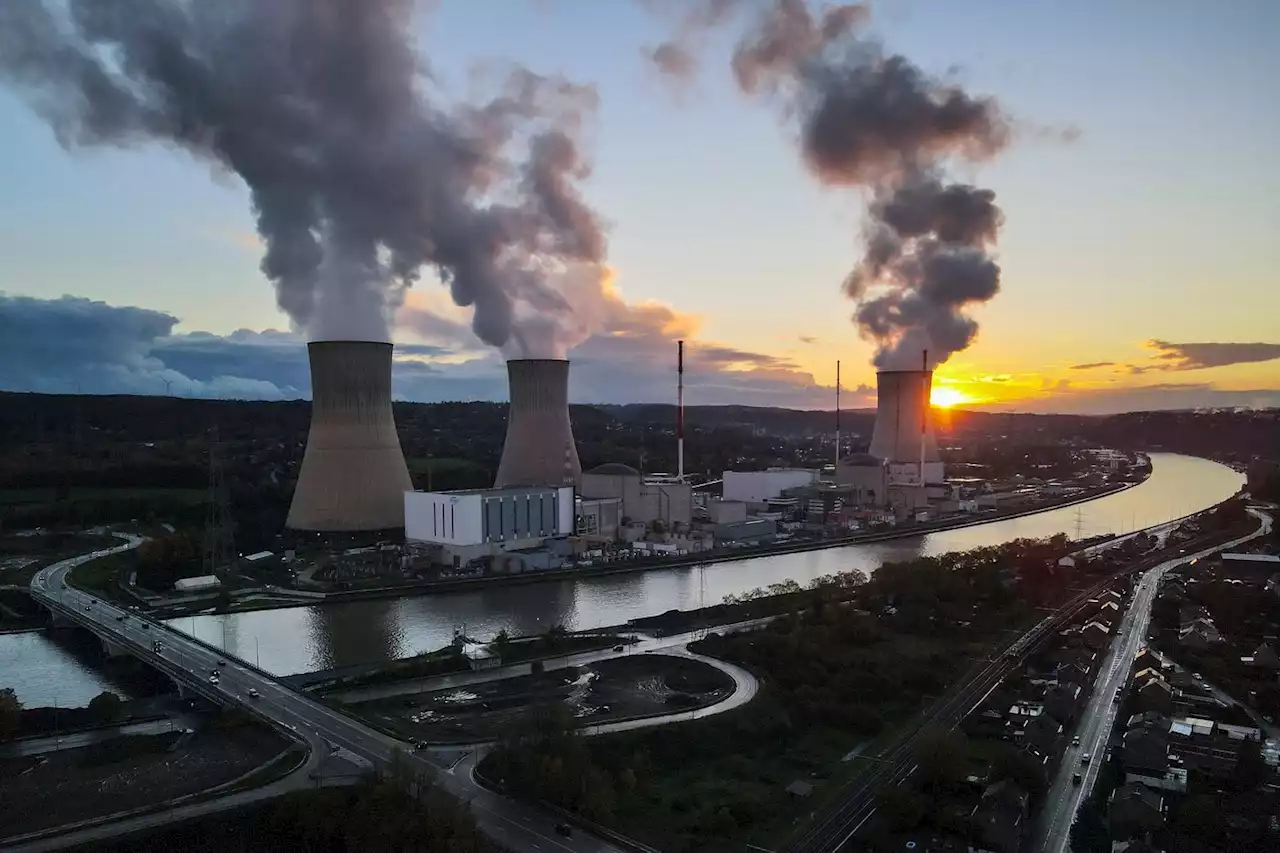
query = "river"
xmin=2 ymin=453 xmax=1244 ymax=703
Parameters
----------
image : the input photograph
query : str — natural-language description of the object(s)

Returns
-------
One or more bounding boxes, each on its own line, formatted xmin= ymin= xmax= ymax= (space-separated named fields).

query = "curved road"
xmin=19 ymin=538 xmax=634 ymax=853
xmin=18 ymin=536 xmax=764 ymax=853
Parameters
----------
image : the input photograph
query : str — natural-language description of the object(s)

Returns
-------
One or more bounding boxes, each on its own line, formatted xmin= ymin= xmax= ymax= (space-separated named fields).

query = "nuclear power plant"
xmin=868 ymin=367 xmax=945 ymax=486
xmin=493 ymin=359 xmax=582 ymax=489
xmin=286 ymin=341 xmax=414 ymax=533
xmin=834 ymin=351 xmax=944 ymax=513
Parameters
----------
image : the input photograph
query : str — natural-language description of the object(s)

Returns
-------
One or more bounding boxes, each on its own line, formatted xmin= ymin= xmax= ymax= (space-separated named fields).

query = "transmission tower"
xmin=203 ymin=426 xmax=236 ymax=577
xmin=1074 ymin=506 xmax=1085 ymax=540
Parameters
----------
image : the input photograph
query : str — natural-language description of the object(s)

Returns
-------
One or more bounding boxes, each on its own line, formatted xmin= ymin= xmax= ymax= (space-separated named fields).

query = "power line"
xmin=203 ymin=426 xmax=236 ymax=578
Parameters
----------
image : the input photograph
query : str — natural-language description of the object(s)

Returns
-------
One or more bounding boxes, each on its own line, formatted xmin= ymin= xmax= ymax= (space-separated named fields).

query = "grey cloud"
xmin=1 ymin=293 xmax=865 ymax=408
xmin=1147 ymin=340 xmax=1280 ymax=371
xmin=982 ymin=383 xmax=1280 ymax=416
xmin=1069 ymin=361 xmax=1115 ymax=370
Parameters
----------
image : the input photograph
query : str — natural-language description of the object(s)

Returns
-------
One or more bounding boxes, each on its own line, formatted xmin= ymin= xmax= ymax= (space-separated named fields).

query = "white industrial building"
xmin=173 ymin=575 xmax=221 ymax=593
xmin=722 ymin=468 xmax=821 ymax=505
xmin=404 ymin=485 xmax=575 ymax=568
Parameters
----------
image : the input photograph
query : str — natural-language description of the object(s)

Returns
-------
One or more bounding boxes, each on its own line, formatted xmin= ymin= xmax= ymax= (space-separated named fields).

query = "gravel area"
xmin=0 ymin=728 xmax=288 ymax=839
xmin=351 ymin=653 xmax=734 ymax=744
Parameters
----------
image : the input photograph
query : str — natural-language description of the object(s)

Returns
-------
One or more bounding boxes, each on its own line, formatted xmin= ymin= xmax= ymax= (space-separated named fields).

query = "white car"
xmin=209 ymin=675 xmax=219 ymax=684
xmin=247 ymin=687 xmax=260 ymax=699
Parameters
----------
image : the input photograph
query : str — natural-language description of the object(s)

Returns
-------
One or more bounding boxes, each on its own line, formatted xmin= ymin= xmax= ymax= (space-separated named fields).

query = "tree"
xmin=1069 ymin=796 xmax=1111 ymax=853
xmin=913 ymin=728 xmax=968 ymax=793
xmin=88 ymin=690 xmax=123 ymax=724
xmin=875 ymin=785 xmax=924 ymax=832
xmin=0 ymin=687 xmax=21 ymax=740
xmin=489 ymin=630 xmax=511 ymax=660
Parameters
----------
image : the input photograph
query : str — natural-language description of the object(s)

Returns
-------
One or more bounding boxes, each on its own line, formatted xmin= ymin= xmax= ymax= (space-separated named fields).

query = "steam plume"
xmin=649 ymin=1 xmax=1010 ymax=368
xmin=0 ymin=0 xmax=608 ymax=355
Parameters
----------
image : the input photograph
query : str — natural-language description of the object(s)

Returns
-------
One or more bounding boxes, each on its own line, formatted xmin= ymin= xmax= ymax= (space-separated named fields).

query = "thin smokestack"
xmin=677 ymin=339 xmax=685 ymax=482
xmin=835 ymin=359 xmax=842 ymax=469
xmin=920 ymin=349 xmax=928 ymax=479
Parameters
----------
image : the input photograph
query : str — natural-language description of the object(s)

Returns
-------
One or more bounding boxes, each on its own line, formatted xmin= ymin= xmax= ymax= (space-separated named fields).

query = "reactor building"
xmin=493 ymin=358 xmax=582 ymax=489
xmin=286 ymin=340 xmax=415 ymax=532
xmin=836 ymin=355 xmax=943 ymax=513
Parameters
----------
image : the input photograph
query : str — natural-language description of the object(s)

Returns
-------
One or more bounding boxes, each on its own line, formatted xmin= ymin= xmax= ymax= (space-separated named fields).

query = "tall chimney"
xmin=494 ymin=359 xmax=581 ymax=488
xmin=677 ymin=340 xmax=685 ymax=482
xmin=835 ymin=360 xmax=841 ymax=470
xmin=286 ymin=341 xmax=414 ymax=531
xmin=920 ymin=349 xmax=928 ymax=482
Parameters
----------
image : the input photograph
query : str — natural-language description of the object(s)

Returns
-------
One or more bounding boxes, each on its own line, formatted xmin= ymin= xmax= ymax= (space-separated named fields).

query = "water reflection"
xmin=2 ymin=452 xmax=1244 ymax=693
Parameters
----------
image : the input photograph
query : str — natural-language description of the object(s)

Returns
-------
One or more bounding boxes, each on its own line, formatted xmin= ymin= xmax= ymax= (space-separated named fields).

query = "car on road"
xmin=217 ymin=659 xmax=226 ymax=666
xmin=1081 ymin=753 xmax=1091 ymax=765
xmin=84 ymin=605 xmax=92 ymax=611
xmin=1072 ymin=772 xmax=1083 ymax=786
xmin=1072 ymin=735 xmax=1081 ymax=746
xmin=554 ymin=824 xmax=573 ymax=837
xmin=208 ymin=675 xmax=219 ymax=684
xmin=612 ymin=645 xmax=625 ymax=652
xmin=247 ymin=687 xmax=260 ymax=699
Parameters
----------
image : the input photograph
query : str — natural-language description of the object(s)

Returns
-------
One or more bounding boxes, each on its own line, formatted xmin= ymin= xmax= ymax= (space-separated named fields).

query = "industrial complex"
xmin=272 ymin=342 xmax=1145 ymax=581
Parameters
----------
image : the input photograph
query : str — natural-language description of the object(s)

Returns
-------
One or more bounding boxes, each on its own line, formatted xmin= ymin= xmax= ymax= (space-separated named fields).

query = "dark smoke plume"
xmin=0 ymin=0 xmax=608 ymax=355
xmin=648 ymin=1 xmax=1010 ymax=368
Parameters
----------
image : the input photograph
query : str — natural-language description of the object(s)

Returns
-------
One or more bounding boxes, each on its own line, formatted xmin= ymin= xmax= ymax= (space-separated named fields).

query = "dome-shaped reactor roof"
xmin=840 ymin=452 xmax=884 ymax=467
xmin=587 ymin=462 xmax=642 ymax=476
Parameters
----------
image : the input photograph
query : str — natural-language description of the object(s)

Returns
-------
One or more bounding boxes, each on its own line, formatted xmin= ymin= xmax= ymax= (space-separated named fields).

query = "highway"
xmin=21 ymin=540 xmax=631 ymax=853
xmin=785 ymin=510 xmax=1271 ymax=853
xmin=1032 ymin=509 xmax=1272 ymax=853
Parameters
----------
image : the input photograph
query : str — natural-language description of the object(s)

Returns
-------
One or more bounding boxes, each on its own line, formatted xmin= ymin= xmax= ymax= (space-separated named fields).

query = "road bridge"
xmin=17 ymin=535 xmax=629 ymax=853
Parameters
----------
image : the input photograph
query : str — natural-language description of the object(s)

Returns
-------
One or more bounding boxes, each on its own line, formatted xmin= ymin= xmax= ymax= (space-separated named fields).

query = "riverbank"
xmin=173 ymin=477 xmax=1144 ymax=620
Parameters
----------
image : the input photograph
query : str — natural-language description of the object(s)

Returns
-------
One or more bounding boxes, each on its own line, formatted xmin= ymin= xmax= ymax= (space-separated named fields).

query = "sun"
xmin=930 ymin=386 xmax=972 ymax=409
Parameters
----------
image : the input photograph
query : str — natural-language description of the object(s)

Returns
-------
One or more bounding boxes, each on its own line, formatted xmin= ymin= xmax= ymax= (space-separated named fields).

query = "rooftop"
xmin=586 ymin=462 xmax=641 ymax=477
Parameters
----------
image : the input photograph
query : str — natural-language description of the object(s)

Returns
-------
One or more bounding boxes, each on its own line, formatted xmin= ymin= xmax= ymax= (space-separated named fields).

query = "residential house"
xmin=1179 ymin=619 xmax=1223 ymax=651
xmin=969 ymin=779 xmax=1030 ymax=853
xmin=1249 ymin=642 xmax=1280 ymax=671
xmin=1168 ymin=716 xmax=1260 ymax=778
xmin=1056 ymin=661 xmax=1092 ymax=690
xmin=1022 ymin=712 xmax=1064 ymax=760
xmin=1082 ymin=621 xmax=1112 ymax=651
xmin=1096 ymin=600 xmax=1122 ymax=626
xmin=1131 ymin=649 xmax=1161 ymax=675
xmin=1133 ymin=671 xmax=1175 ymax=715
xmin=1055 ymin=645 xmax=1098 ymax=672
xmin=1045 ymin=683 xmax=1084 ymax=726
xmin=1123 ymin=725 xmax=1170 ymax=777
xmin=1109 ymin=783 xmax=1165 ymax=839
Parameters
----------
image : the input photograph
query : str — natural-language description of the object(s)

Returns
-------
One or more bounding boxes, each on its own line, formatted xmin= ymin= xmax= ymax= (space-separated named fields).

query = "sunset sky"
xmin=1 ymin=0 xmax=1277 ymax=413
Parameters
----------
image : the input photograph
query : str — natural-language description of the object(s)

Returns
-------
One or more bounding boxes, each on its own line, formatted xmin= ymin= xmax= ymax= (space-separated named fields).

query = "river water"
xmin=2 ymin=453 xmax=1243 ymax=702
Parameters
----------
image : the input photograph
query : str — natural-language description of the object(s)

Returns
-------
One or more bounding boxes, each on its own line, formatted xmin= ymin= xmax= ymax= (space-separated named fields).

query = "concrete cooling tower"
xmin=869 ymin=369 xmax=944 ymax=485
xmin=286 ymin=341 xmax=414 ymax=532
xmin=494 ymin=359 xmax=582 ymax=489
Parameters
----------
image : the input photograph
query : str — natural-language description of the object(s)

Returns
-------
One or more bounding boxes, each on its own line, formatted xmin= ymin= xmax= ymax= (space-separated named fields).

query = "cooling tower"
xmin=286 ymin=341 xmax=414 ymax=532
xmin=869 ymin=369 xmax=943 ymax=480
xmin=494 ymin=359 xmax=582 ymax=488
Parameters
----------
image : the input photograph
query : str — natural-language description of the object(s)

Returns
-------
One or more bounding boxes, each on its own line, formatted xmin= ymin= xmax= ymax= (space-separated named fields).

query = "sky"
xmin=0 ymin=0 xmax=1278 ymax=414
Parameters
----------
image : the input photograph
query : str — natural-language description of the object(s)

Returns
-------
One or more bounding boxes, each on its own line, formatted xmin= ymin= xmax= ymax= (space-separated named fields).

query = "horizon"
xmin=1 ymin=0 xmax=1277 ymax=414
